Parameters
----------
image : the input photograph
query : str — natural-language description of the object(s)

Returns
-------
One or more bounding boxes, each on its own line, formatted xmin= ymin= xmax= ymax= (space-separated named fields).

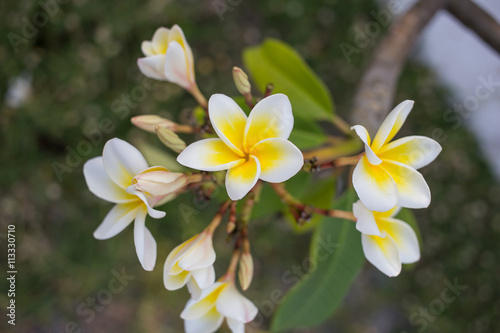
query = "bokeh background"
xmin=1 ymin=0 xmax=499 ymax=332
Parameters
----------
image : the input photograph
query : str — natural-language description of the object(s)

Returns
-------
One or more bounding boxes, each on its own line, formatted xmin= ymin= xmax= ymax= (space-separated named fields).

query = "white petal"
xmin=169 ymin=24 xmax=195 ymax=82
xmin=244 ymin=94 xmax=294 ymax=151
xmin=164 ymin=41 xmax=192 ymax=90
xmin=378 ymin=135 xmax=442 ymax=170
xmin=184 ymin=308 xmax=224 ymax=333
xmin=225 ymin=156 xmax=261 ymax=201
xmin=93 ymin=203 xmax=139 ymax=240
xmin=351 ymin=125 xmax=382 ymax=165
xmin=84 ymin=157 xmax=136 ymax=203
xmin=102 ymin=138 xmax=149 ymax=189
xmin=178 ymin=234 xmax=216 ymax=271
xmin=126 ymin=186 xmax=166 ymax=219
xmin=216 ymin=284 xmax=258 ymax=323
xmin=208 ymin=94 xmax=247 ymax=155
xmin=381 ymin=160 xmax=431 ymax=209
xmin=227 ymin=318 xmax=245 ymax=333
xmin=164 ymin=234 xmax=203 ymax=274
xmin=382 ymin=218 xmax=420 ymax=263
xmin=137 ymin=55 xmax=167 ymax=81
xmin=134 ymin=207 xmax=157 ymax=271
xmin=164 ymin=270 xmax=191 ymax=290
xmin=141 ymin=41 xmax=155 ymax=56
xmin=181 ymin=283 xmax=225 ymax=320
xmin=177 ymin=138 xmax=245 ymax=172
xmin=250 ymin=138 xmax=303 ymax=183
xmin=191 ymin=266 xmax=216 ymax=290
xmin=371 ymin=100 xmax=414 ymax=151
xmin=362 ymin=233 xmax=401 ymax=277
xmin=353 ymin=200 xmax=382 ymax=236
xmin=151 ymin=27 xmax=170 ymax=54
xmin=352 ymin=156 xmax=398 ymax=212
xmin=187 ymin=277 xmax=203 ymax=300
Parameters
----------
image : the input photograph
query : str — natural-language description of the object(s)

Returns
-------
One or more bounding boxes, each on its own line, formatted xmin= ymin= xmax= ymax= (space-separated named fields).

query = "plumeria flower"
xmin=83 ymin=138 xmax=176 ymax=271
xmin=138 ymin=25 xmax=204 ymax=104
xmin=177 ymin=93 xmax=304 ymax=200
xmin=353 ymin=200 xmax=420 ymax=277
xmin=164 ymin=231 xmax=216 ymax=299
xmin=351 ymin=100 xmax=442 ymax=212
xmin=180 ymin=275 xmax=258 ymax=333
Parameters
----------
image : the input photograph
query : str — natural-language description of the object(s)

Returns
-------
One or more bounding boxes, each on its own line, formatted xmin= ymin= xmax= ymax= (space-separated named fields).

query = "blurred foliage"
xmin=1 ymin=0 xmax=499 ymax=332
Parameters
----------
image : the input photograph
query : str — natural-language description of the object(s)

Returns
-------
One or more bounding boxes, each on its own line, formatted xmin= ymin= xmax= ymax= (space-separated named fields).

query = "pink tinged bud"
xmin=131 ymin=115 xmax=178 ymax=133
xmin=132 ymin=166 xmax=188 ymax=197
xmin=232 ymin=66 xmax=251 ymax=95
xmin=156 ymin=127 xmax=187 ymax=153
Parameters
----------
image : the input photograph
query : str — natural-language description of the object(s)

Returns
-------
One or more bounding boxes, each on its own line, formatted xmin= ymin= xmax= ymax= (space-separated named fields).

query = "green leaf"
xmin=243 ymin=38 xmax=335 ymax=122
xmin=271 ymin=189 xmax=364 ymax=331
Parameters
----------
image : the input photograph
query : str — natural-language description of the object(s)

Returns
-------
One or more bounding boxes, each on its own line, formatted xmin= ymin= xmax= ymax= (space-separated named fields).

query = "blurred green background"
xmin=1 ymin=0 xmax=499 ymax=332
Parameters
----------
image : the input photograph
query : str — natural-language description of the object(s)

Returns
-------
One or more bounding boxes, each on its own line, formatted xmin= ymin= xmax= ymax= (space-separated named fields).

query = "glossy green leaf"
xmin=271 ymin=189 xmax=364 ymax=331
xmin=243 ymin=38 xmax=335 ymax=121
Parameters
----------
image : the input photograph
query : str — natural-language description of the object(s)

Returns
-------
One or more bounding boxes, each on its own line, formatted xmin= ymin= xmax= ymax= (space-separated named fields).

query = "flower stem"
xmin=223 ymin=248 xmax=241 ymax=281
xmin=189 ymin=84 xmax=208 ymax=110
xmin=205 ymin=199 xmax=232 ymax=234
xmin=175 ymin=124 xmax=196 ymax=134
xmin=186 ymin=173 xmax=214 ymax=185
xmin=331 ymin=115 xmax=352 ymax=136
xmin=226 ymin=201 xmax=238 ymax=234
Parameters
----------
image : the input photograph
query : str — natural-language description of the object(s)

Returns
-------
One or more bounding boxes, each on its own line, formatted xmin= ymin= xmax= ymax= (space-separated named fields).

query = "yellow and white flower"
xmin=353 ymin=200 xmax=420 ymax=277
xmin=180 ymin=277 xmax=258 ymax=333
xmin=164 ymin=231 xmax=216 ymax=300
xmin=83 ymin=138 xmax=175 ymax=271
xmin=352 ymin=100 xmax=442 ymax=212
xmin=138 ymin=25 xmax=197 ymax=93
xmin=177 ymin=93 xmax=304 ymax=200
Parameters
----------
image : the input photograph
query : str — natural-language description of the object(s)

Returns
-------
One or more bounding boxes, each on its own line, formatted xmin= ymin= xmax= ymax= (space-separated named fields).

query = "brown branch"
xmin=447 ymin=0 xmax=500 ymax=54
xmin=350 ymin=0 xmax=448 ymax=135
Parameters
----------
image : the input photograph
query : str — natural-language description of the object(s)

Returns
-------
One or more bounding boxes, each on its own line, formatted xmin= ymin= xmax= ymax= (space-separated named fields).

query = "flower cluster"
xmin=83 ymin=25 xmax=305 ymax=332
xmin=351 ymin=101 xmax=442 ymax=276
xmin=83 ymin=23 xmax=442 ymax=332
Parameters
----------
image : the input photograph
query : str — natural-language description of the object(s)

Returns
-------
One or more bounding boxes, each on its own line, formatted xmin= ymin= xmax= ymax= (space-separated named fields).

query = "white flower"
xmin=164 ymin=231 xmax=216 ymax=300
xmin=83 ymin=138 xmax=171 ymax=271
xmin=137 ymin=25 xmax=196 ymax=92
xmin=177 ymin=93 xmax=304 ymax=200
xmin=180 ymin=278 xmax=258 ymax=333
xmin=353 ymin=200 xmax=420 ymax=277
xmin=351 ymin=100 xmax=442 ymax=212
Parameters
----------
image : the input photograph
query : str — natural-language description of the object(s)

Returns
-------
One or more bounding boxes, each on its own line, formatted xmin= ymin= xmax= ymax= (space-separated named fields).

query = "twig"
xmin=350 ymin=0 xmax=448 ymax=135
xmin=269 ymin=183 xmax=356 ymax=223
xmin=447 ymin=0 xmax=500 ymax=54
xmin=303 ymin=154 xmax=362 ymax=173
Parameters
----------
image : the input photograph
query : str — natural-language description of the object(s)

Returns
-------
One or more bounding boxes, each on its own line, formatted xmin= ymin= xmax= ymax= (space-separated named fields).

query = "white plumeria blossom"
xmin=164 ymin=231 xmax=216 ymax=300
xmin=83 ymin=138 xmax=172 ymax=271
xmin=352 ymin=100 xmax=442 ymax=212
xmin=177 ymin=93 xmax=304 ymax=200
xmin=181 ymin=279 xmax=258 ymax=333
xmin=138 ymin=25 xmax=196 ymax=91
xmin=353 ymin=200 xmax=420 ymax=277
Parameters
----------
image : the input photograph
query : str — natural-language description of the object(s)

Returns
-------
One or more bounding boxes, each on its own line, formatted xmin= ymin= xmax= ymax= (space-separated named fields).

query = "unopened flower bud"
xmin=232 ymin=66 xmax=251 ymax=96
xmin=132 ymin=166 xmax=188 ymax=197
xmin=156 ymin=127 xmax=187 ymax=153
xmin=238 ymin=240 xmax=254 ymax=290
xmin=131 ymin=115 xmax=178 ymax=133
